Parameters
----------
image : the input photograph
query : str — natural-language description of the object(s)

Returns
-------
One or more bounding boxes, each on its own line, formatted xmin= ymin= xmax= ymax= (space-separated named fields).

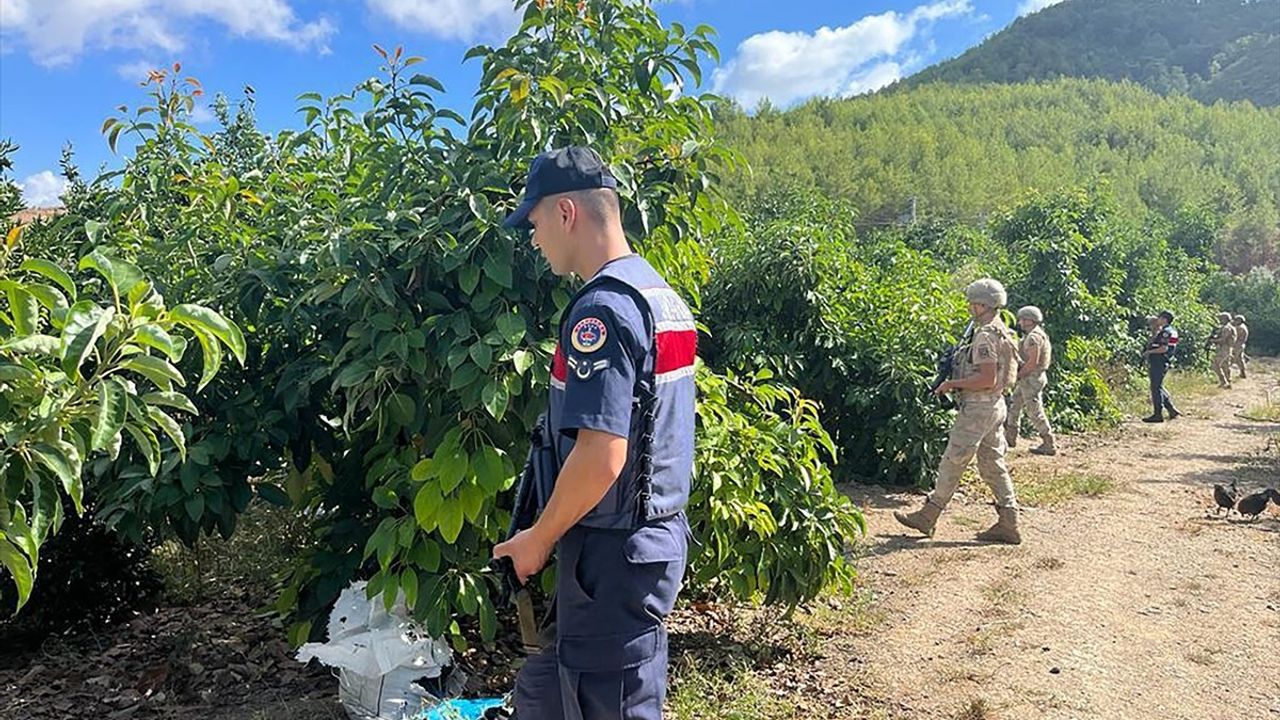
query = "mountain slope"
xmin=904 ymin=0 xmax=1280 ymax=107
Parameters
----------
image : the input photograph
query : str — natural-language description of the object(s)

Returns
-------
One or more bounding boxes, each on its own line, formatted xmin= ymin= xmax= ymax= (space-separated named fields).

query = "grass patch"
xmin=955 ymin=697 xmax=996 ymax=720
xmin=1016 ymin=470 xmax=1115 ymax=507
xmin=1241 ymin=392 xmax=1280 ymax=422
xmin=149 ymin=499 xmax=312 ymax=604
xmin=669 ymin=658 xmax=801 ymax=720
xmin=798 ymin=585 xmax=883 ymax=637
xmin=1116 ymin=368 xmax=1221 ymax=418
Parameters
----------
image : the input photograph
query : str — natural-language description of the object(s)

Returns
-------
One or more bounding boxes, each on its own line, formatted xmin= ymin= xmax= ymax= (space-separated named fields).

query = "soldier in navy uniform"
xmin=494 ymin=147 xmax=697 ymax=719
xmin=1141 ymin=310 xmax=1181 ymax=423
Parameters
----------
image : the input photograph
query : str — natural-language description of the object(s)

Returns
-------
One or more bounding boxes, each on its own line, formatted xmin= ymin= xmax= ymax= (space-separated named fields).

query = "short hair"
xmin=564 ymin=188 xmax=620 ymax=225
xmin=1158 ymin=310 xmax=1175 ymax=323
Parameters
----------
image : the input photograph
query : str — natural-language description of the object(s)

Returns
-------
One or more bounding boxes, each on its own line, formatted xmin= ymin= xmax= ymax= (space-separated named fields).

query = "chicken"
xmin=1236 ymin=489 xmax=1272 ymax=521
xmin=1212 ymin=481 xmax=1238 ymax=516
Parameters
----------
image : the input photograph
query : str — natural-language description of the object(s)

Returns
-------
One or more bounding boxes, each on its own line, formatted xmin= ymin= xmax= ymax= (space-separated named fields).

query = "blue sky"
xmin=0 ymin=0 xmax=1061 ymax=207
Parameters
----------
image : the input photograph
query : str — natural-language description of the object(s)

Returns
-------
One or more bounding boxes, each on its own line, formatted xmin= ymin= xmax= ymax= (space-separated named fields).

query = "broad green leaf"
xmin=460 ymin=483 xmax=485 ymax=522
xmin=147 ymin=406 xmax=186 ymax=461
xmin=411 ymin=539 xmax=441 ymax=572
xmin=388 ymin=392 xmax=415 ymax=426
xmin=30 ymin=440 xmax=83 ymax=513
xmin=6 ymin=504 xmax=38 ymax=569
xmin=0 ymin=538 xmax=33 ymax=611
xmin=20 ymin=258 xmax=76 ymax=300
xmin=8 ymin=287 xmax=38 ymax=335
xmin=479 ymin=594 xmax=497 ymax=642
xmin=91 ymin=377 xmax=128 ymax=451
xmin=413 ymin=482 xmax=443 ymax=531
xmin=438 ymin=499 xmax=464 ymax=544
xmin=23 ymin=284 xmax=69 ymax=325
xmin=60 ymin=302 xmax=114 ymax=380
xmin=258 ymin=484 xmax=291 ymax=507
xmin=469 ymin=341 xmax=492 ymax=370
xmin=435 ymin=451 xmax=468 ymax=494
xmin=459 ymin=265 xmax=480 ymax=294
xmin=133 ymin=324 xmax=185 ymax=362
xmin=0 ymin=334 xmax=60 ymax=355
xmin=80 ymin=249 xmax=145 ymax=300
xmin=142 ymin=391 xmax=199 ymax=415
xmin=170 ymin=304 xmax=246 ymax=365
xmin=184 ymin=493 xmax=204 ymax=522
xmin=474 ymin=445 xmax=506 ymax=492
xmin=382 ymin=572 xmax=399 ymax=612
xmin=190 ymin=326 xmax=221 ymax=391
xmin=481 ymin=380 xmax=509 ymax=419
xmin=411 ymin=458 xmax=434 ymax=482
xmin=124 ymin=422 xmax=161 ymax=476
xmin=120 ymin=354 xmax=185 ymax=389
xmin=0 ymin=362 xmax=36 ymax=382
xmin=402 ymin=567 xmax=420 ymax=609
xmin=511 ymin=349 xmax=534 ymax=375
xmin=496 ymin=313 xmax=525 ymax=344
xmin=84 ymin=220 xmax=106 ymax=244
xmin=482 ymin=255 xmax=513 ymax=288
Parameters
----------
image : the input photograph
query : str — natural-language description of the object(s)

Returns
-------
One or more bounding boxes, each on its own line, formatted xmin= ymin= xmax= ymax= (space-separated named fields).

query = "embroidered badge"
xmin=567 ymin=355 xmax=611 ymax=381
xmin=571 ymin=317 xmax=608 ymax=353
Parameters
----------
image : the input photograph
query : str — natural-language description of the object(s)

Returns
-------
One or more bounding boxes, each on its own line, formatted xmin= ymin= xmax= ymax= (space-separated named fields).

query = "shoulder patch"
xmin=571 ymin=316 xmax=608 ymax=353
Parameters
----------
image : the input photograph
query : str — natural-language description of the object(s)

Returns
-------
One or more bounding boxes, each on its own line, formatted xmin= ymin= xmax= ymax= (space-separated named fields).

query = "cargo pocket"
xmin=622 ymin=519 xmax=688 ymax=622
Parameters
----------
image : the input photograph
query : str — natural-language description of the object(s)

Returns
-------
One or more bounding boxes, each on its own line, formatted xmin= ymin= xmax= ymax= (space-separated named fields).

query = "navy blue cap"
xmin=503 ymin=146 xmax=618 ymax=229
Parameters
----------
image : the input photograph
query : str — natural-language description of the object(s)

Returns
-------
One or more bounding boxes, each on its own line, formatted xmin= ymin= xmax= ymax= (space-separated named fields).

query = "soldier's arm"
xmin=946 ymin=362 xmax=997 ymax=391
xmin=528 ymin=431 xmax=628 ymax=542
xmin=1018 ymin=343 xmax=1041 ymax=379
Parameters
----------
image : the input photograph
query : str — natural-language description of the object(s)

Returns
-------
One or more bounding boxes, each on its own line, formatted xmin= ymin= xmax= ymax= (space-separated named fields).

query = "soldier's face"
xmin=967 ymin=301 xmax=991 ymax=318
xmin=527 ymin=198 xmax=574 ymax=276
xmin=1019 ymin=318 xmax=1036 ymax=332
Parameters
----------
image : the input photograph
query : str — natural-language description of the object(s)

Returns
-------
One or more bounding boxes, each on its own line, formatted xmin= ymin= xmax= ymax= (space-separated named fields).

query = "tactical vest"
xmin=547 ymin=256 xmax=697 ymax=530
xmin=953 ymin=320 xmax=1018 ymax=397
xmin=1021 ymin=326 xmax=1052 ymax=371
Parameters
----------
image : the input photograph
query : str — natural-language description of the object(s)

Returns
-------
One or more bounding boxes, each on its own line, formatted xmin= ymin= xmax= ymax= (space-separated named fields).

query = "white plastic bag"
xmin=297 ymin=581 xmax=462 ymax=720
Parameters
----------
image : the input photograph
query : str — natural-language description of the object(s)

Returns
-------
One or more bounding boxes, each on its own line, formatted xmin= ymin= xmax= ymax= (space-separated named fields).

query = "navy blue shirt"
xmin=547 ymin=255 xmax=696 ymax=529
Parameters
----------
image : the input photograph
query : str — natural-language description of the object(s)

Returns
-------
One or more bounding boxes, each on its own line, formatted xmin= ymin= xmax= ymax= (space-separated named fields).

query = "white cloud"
xmin=19 ymin=171 xmax=70 ymax=208
xmin=365 ymin=0 xmax=519 ymax=43
xmin=713 ymin=0 xmax=973 ymax=108
xmin=191 ymin=103 xmax=216 ymax=124
xmin=1017 ymin=0 xmax=1065 ymax=16
xmin=116 ymin=59 xmax=158 ymax=82
xmin=0 ymin=0 xmax=334 ymax=66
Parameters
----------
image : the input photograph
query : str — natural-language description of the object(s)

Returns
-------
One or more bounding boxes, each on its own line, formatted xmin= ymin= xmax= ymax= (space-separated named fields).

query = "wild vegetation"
xmin=1 ymin=0 xmax=1275 ymax=687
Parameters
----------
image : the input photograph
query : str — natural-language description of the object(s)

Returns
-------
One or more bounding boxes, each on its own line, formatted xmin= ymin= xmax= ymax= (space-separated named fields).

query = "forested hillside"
xmin=903 ymin=0 xmax=1280 ymax=107
xmin=717 ymin=79 xmax=1280 ymax=271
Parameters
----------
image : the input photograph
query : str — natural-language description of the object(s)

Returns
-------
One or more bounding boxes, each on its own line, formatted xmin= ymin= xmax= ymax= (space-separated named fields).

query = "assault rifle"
xmin=489 ymin=414 xmax=559 ymax=655
xmin=929 ymin=321 xmax=974 ymax=410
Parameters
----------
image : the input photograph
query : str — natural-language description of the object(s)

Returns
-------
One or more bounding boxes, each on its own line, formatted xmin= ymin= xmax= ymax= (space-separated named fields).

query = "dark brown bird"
xmin=1212 ymin=481 xmax=1238 ymax=516
xmin=1237 ymin=490 xmax=1271 ymax=521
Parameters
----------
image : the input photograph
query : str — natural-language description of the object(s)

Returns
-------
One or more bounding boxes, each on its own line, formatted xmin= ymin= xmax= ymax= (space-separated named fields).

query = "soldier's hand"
xmin=493 ymin=528 xmax=553 ymax=585
xmin=933 ymin=380 xmax=953 ymax=396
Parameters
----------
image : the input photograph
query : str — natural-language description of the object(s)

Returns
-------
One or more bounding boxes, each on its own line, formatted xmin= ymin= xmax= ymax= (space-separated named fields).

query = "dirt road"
xmin=833 ymin=361 xmax=1280 ymax=719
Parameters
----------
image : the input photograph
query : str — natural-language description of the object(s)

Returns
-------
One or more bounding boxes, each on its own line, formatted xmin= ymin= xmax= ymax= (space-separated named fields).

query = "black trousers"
xmin=1148 ymin=360 xmax=1178 ymax=417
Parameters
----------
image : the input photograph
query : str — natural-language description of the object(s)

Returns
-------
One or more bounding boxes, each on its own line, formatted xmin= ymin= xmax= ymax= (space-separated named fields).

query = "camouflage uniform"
xmin=1210 ymin=312 xmax=1237 ymax=388
xmin=1231 ymin=314 xmax=1249 ymax=380
xmin=929 ymin=318 xmax=1021 ymax=510
xmin=1005 ymin=307 xmax=1055 ymax=455
xmin=895 ymin=278 xmax=1022 ymax=544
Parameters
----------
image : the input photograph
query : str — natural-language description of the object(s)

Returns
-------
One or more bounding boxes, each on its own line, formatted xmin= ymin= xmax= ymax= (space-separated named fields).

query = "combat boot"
xmin=894 ymin=500 xmax=943 ymax=537
xmin=1029 ymin=433 xmax=1056 ymax=456
xmin=1005 ymin=428 xmax=1018 ymax=448
xmin=976 ymin=506 xmax=1021 ymax=544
